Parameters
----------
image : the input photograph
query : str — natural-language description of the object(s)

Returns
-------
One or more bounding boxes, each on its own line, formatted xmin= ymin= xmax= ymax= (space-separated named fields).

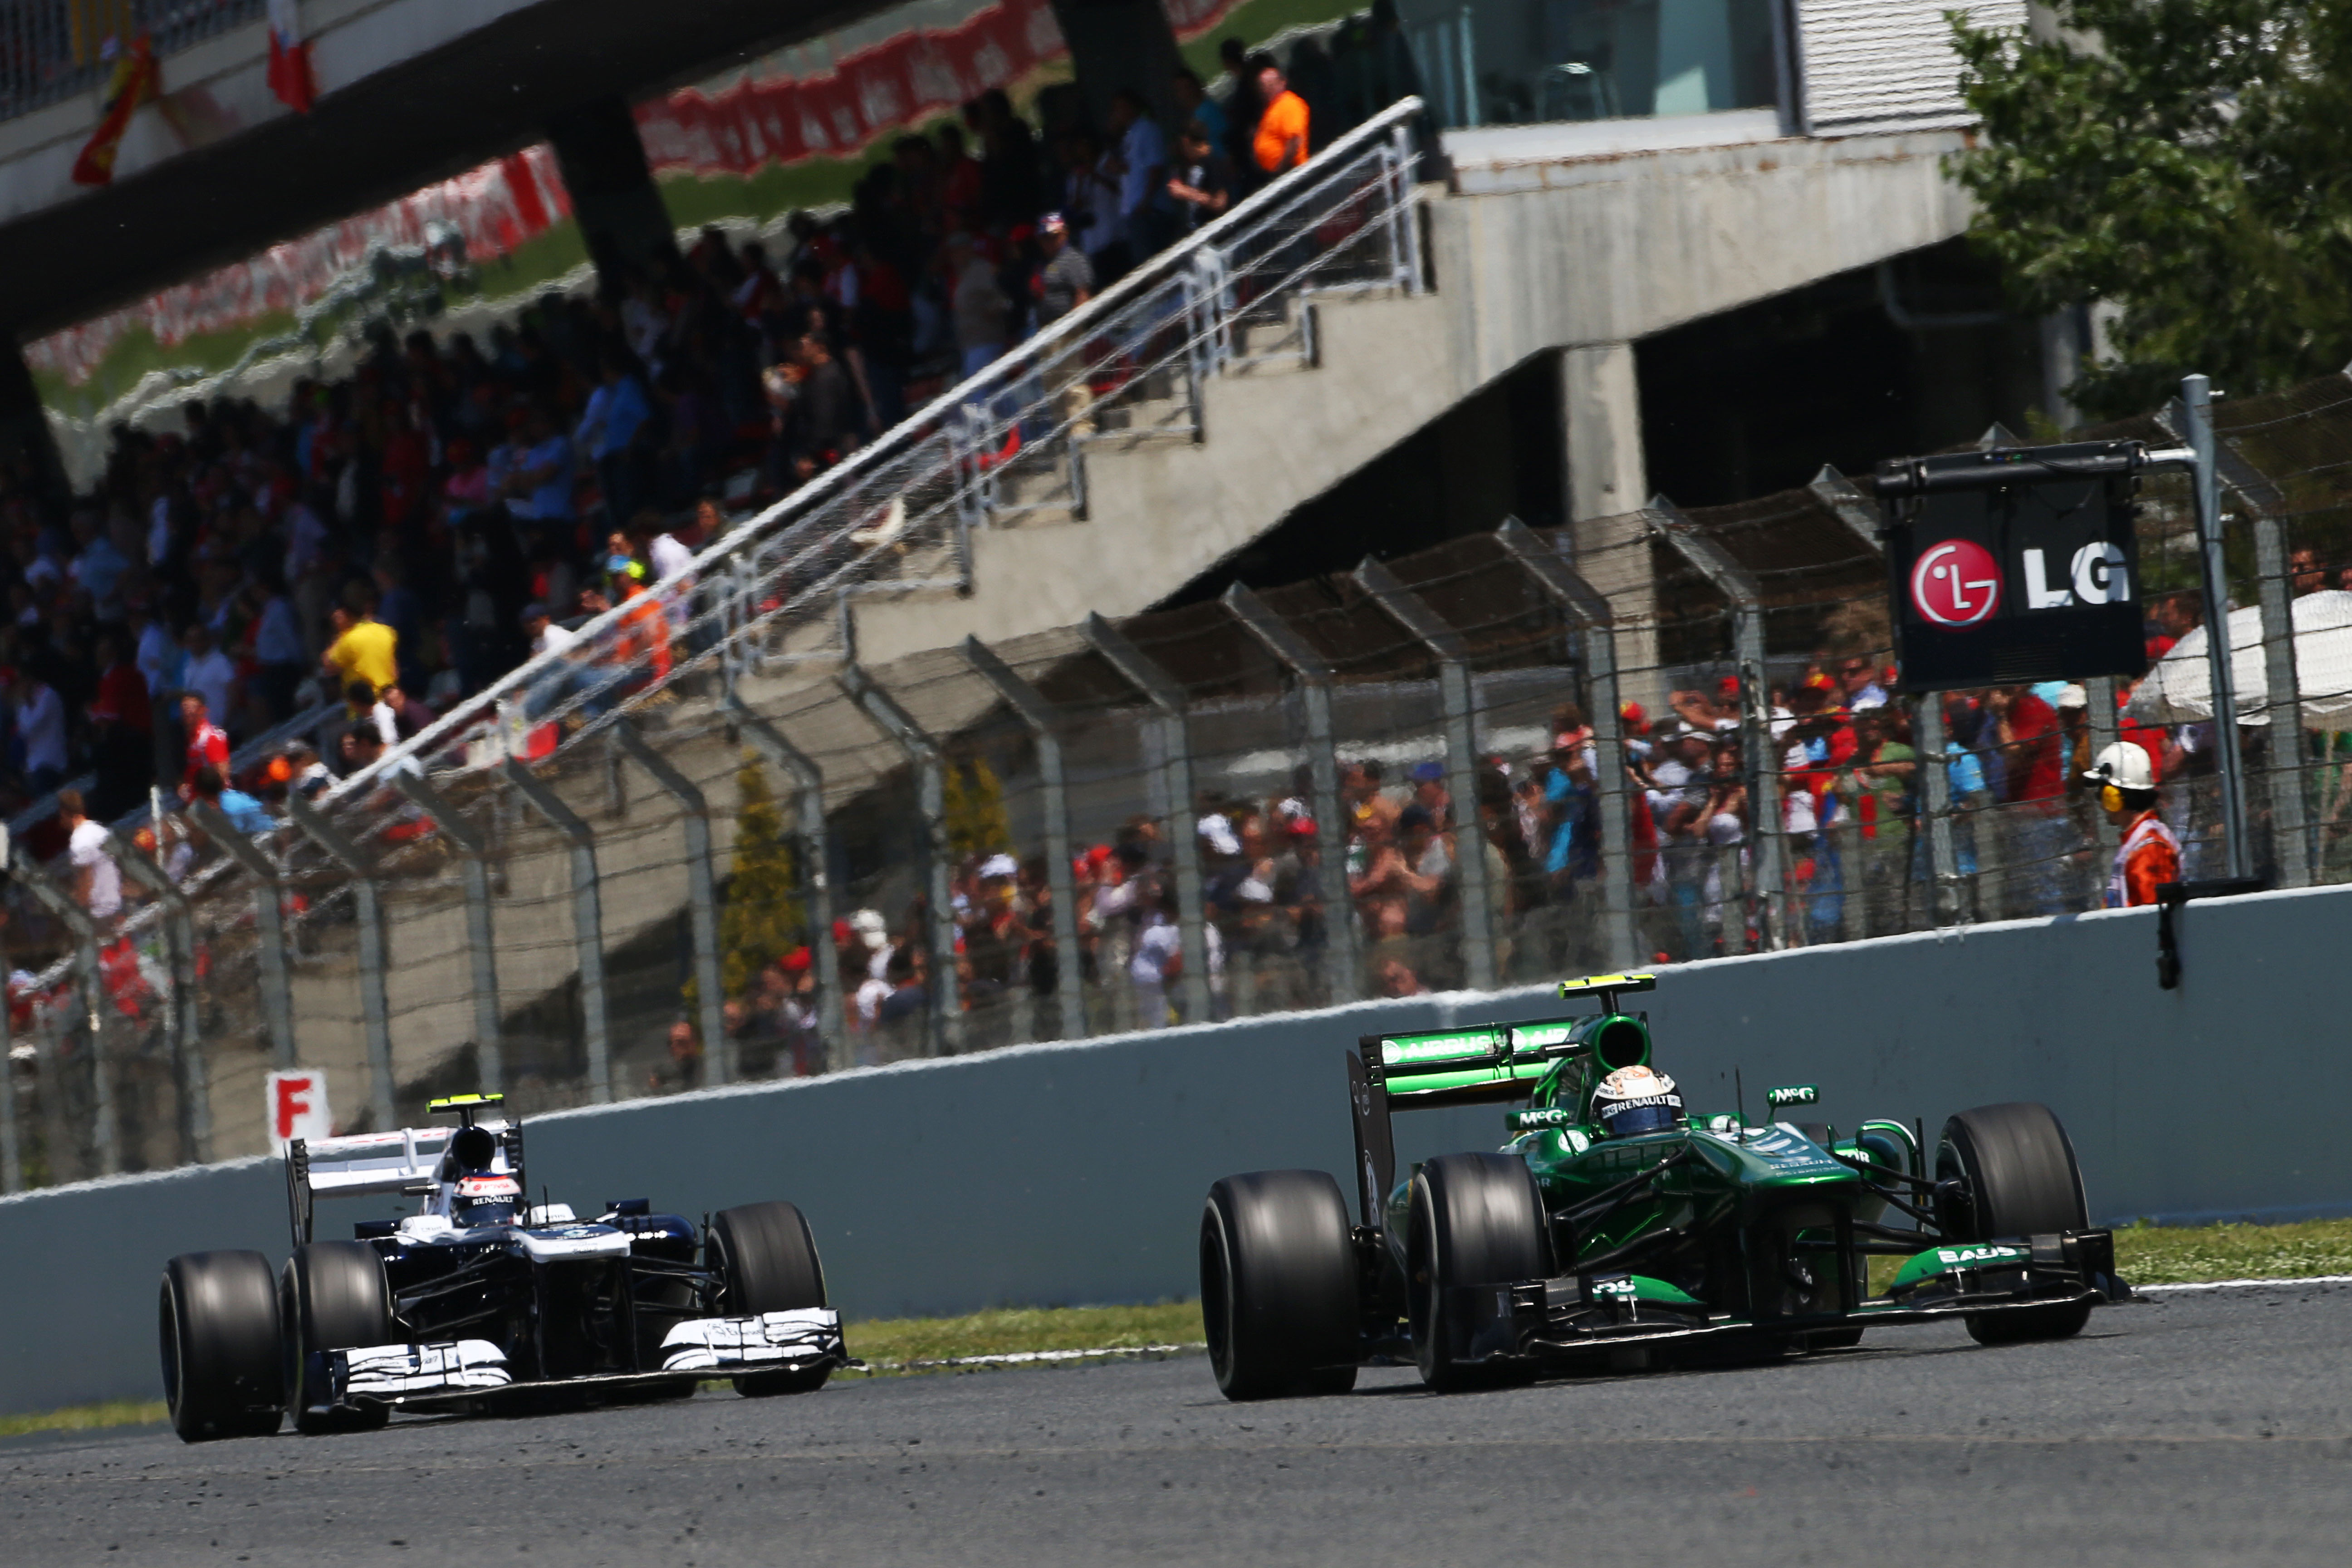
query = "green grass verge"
xmin=0 ymin=1400 xmax=167 ymax=1439
xmin=844 ymin=1300 xmax=1204 ymax=1370
xmin=2112 ymin=1217 xmax=2352 ymax=1286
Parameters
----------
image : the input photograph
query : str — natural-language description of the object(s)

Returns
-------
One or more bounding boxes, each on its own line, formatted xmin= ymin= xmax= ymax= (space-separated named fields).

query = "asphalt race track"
xmin=6 ymin=1283 xmax=2350 ymax=1567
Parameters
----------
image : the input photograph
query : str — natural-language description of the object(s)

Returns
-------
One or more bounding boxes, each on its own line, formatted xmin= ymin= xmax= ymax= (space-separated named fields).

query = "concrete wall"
xmin=15 ymin=881 xmax=2349 ymax=1416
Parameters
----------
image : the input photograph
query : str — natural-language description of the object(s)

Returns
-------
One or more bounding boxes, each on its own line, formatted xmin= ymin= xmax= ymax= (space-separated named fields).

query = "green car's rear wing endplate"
xmin=1346 ymin=975 xmax=1657 ymax=1229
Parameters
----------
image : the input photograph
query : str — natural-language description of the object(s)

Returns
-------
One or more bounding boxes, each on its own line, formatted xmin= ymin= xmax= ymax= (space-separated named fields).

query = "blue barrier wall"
xmin=8 ymin=884 xmax=2349 ymax=1415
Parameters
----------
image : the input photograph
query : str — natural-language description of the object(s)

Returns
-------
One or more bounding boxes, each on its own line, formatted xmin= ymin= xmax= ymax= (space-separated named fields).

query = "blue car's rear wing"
xmin=1345 ymin=974 xmax=1656 ymax=1230
xmin=284 ymin=1095 xmax=522 ymax=1245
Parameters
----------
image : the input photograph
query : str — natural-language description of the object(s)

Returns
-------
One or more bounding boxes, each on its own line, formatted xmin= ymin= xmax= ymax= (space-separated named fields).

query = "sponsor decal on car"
xmin=1766 ymin=1084 xmax=1818 ymax=1108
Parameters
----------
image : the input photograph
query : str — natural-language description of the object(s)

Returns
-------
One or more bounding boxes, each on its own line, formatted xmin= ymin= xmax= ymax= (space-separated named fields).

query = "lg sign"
xmin=1909 ymin=538 xmax=2131 ymax=625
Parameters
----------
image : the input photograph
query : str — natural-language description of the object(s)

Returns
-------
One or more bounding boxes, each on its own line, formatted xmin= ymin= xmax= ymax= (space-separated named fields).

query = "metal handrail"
xmin=318 ymin=94 xmax=1428 ymax=812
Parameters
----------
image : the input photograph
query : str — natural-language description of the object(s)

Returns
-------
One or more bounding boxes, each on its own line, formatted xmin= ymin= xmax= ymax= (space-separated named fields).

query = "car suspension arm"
xmin=1569 ymin=1223 xmax=1690 ymax=1280
xmin=1550 ymin=1147 xmax=1692 ymax=1239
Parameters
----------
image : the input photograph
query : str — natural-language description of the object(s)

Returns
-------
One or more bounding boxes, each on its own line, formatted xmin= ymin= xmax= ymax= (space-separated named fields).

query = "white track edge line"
xmin=846 ymin=1343 xmax=1208 ymax=1374
xmin=2134 ymin=1274 xmax=2352 ymax=1294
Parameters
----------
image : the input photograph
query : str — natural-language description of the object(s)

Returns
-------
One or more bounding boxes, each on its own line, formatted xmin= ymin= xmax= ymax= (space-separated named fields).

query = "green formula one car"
xmin=1200 ymin=973 xmax=2127 ymax=1398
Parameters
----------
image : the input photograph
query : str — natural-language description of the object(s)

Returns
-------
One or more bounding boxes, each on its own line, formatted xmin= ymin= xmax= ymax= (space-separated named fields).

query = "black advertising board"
xmin=1878 ymin=443 xmax=2151 ymax=693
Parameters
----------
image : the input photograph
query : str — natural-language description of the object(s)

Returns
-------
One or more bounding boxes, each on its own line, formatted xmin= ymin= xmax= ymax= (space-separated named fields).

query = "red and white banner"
xmin=29 ymin=146 xmax=570 ymax=387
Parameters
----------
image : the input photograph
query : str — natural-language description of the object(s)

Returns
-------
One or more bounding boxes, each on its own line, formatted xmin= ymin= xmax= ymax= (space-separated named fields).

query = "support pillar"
xmin=108 ymin=829 xmax=210 ymax=1165
xmin=193 ymin=803 xmax=298 ymax=1068
xmin=960 ymin=637 xmax=1089 ymax=1040
xmin=0 ymin=338 xmax=67 ymax=512
xmin=1220 ymin=586 xmax=1362 ymax=1002
xmin=1083 ymin=613 xmax=1213 ymax=1026
xmin=2251 ymin=508 xmax=2310 ymax=887
xmin=1651 ymin=501 xmax=1782 ymax=951
xmin=287 ymin=799 xmax=400 ymax=1131
xmin=1496 ymin=519 xmax=1639 ymax=970
xmin=838 ymin=665 xmax=963 ymax=1056
xmin=546 ymin=96 xmax=677 ymax=287
xmin=1047 ymin=0 xmax=1185 ymax=127
xmin=0 ymin=945 xmax=17 ymax=1191
xmin=1354 ymin=560 xmax=1500 ymax=991
xmin=496 ymin=765 xmax=613 ymax=1103
xmin=724 ymin=692 xmax=852 ymax=1072
xmin=1562 ymin=343 xmax=1660 ymax=715
xmin=12 ymin=858 xmax=117 ymax=1175
xmin=387 ymin=774 xmax=505 ymax=1094
xmin=610 ymin=720 xmax=731 ymax=1084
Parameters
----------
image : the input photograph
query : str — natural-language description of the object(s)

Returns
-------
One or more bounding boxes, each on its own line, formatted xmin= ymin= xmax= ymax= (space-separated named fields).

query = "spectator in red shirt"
xmin=1987 ymin=685 xmax=2070 ymax=915
xmin=178 ymin=691 xmax=230 ymax=799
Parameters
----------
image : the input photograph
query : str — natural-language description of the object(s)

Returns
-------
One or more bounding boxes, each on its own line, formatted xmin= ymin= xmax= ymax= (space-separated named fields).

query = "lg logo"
xmin=1911 ymin=538 xmax=2132 ymax=626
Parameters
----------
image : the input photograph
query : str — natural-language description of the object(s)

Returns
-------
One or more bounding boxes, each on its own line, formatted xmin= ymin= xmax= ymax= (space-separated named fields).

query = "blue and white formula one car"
xmin=158 ymin=1094 xmax=848 ymax=1441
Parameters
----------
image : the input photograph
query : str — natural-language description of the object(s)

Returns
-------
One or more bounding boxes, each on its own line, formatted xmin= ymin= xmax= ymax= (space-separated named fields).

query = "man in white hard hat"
xmin=2083 ymin=740 xmax=2179 ymax=907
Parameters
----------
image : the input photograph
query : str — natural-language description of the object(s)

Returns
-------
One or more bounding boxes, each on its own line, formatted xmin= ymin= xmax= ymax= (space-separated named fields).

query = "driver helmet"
xmin=1592 ymin=1065 xmax=1683 ymax=1137
xmin=452 ymin=1174 xmax=522 ymax=1228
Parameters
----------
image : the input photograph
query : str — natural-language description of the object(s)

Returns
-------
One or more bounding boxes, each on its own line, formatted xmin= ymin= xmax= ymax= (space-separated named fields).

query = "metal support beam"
xmin=1352 ymin=559 xmax=1500 ymax=990
xmin=387 ymin=773 xmax=505 ymax=1094
xmin=1495 ymin=519 xmax=1640 ymax=970
xmin=1220 ymin=585 xmax=1362 ymax=1002
xmin=836 ymin=664 xmax=963 ymax=1055
xmin=286 ymin=798 xmax=401 ymax=1131
xmin=722 ymin=691 xmax=851 ymax=1072
xmin=960 ymin=637 xmax=1089 ymax=1039
xmin=610 ymin=719 xmax=731 ymax=1084
xmin=10 ymin=857 xmax=117 ymax=1176
xmin=192 ymin=803 xmax=298 ymax=1068
xmin=2249 ymin=507 xmax=2310 ymax=886
xmin=1083 ymin=613 xmax=1214 ymax=1024
xmin=108 ymin=829 xmax=210 ymax=1166
xmin=1650 ymin=499 xmax=1784 ymax=950
xmin=0 ymin=931 xmax=17 ymax=1191
xmin=496 ymin=764 xmax=613 ymax=1103
xmin=2182 ymin=374 xmax=2253 ymax=882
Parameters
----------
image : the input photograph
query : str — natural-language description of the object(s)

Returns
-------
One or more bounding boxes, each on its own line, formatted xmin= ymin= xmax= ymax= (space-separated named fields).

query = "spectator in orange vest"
xmin=1251 ymin=54 xmax=1310 ymax=175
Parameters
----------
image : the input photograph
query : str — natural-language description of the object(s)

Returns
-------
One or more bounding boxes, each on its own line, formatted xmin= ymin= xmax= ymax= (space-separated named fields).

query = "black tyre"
xmin=1936 ymin=1102 xmax=2093 ymax=1346
xmin=710 ymin=1201 xmax=830 ymax=1396
xmin=1200 ymin=1170 xmax=1361 ymax=1401
xmin=1408 ymin=1153 xmax=1551 ymax=1393
xmin=159 ymin=1251 xmax=283 ymax=1442
xmin=281 ymin=1241 xmax=393 ymax=1434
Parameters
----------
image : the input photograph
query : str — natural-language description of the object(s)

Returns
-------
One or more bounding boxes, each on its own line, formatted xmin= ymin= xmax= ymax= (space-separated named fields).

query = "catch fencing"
xmin=0 ymin=0 xmax=264 ymax=123
xmin=12 ymin=133 xmax=2352 ymax=1190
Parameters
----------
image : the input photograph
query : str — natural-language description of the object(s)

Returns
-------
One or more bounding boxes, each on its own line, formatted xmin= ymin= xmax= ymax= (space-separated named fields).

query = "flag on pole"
xmin=267 ymin=0 xmax=318 ymax=113
xmin=70 ymin=33 xmax=161 ymax=186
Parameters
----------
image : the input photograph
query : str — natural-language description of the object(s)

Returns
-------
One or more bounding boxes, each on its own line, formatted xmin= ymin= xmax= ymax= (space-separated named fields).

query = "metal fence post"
xmin=107 ymin=829 xmax=210 ymax=1166
xmin=960 ymin=637 xmax=1089 ymax=1039
xmin=1083 ymin=613 xmax=1215 ymax=1025
xmin=386 ymin=774 xmax=505 ymax=1095
xmin=1496 ymin=519 xmax=1640 ymax=970
xmin=12 ymin=857 xmax=118 ymax=1176
xmin=0 ymin=965 xmax=19 ymax=1191
xmin=191 ymin=803 xmax=298 ymax=1069
xmin=286 ymin=798 xmax=401 ymax=1131
xmin=1649 ymin=500 xmax=1784 ymax=950
xmin=2182 ymin=374 xmax=2253 ymax=881
xmin=2250 ymin=506 xmax=2311 ymax=887
xmin=837 ymin=663 xmax=964 ymax=1056
xmin=1353 ymin=559 xmax=1501 ymax=991
xmin=610 ymin=719 xmax=732 ymax=1084
xmin=722 ymin=692 xmax=852 ymax=1072
xmin=1389 ymin=119 xmax=1423 ymax=295
xmin=1221 ymin=584 xmax=1364 ymax=1003
xmin=496 ymin=764 xmax=613 ymax=1103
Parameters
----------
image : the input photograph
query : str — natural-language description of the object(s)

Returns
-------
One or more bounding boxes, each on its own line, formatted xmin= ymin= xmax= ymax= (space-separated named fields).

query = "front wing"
xmin=316 ymin=1308 xmax=849 ymax=1416
xmin=1427 ymin=1230 xmax=2126 ymax=1372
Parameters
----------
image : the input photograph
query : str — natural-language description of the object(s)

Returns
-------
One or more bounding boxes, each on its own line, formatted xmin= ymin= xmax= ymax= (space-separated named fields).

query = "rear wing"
xmin=285 ymin=1116 xmax=523 ymax=1246
xmin=1344 ymin=973 xmax=1656 ymax=1229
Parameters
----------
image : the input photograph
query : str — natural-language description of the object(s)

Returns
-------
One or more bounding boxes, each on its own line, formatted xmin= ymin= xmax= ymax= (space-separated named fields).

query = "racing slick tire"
xmin=1936 ymin=1102 xmax=2094 ymax=1346
xmin=160 ymin=1251 xmax=284 ymax=1441
xmin=1200 ymin=1170 xmax=1361 ymax=1401
xmin=282 ymin=1241 xmax=394 ymax=1434
xmin=1409 ymin=1153 xmax=1552 ymax=1393
xmin=710 ymin=1201 xmax=831 ymax=1396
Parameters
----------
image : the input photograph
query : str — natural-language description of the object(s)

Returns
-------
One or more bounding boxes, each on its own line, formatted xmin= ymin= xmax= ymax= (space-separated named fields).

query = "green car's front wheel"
xmin=1937 ymin=1102 xmax=2094 ymax=1346
xmin=1200 ymin=1170 xmax=1360 ymax=1401
xmin=1408 ymin=1153 xmax=1551 ymax=1393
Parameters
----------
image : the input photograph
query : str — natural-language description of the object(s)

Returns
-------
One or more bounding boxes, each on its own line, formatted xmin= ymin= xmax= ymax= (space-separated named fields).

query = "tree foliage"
xmin=712 ymin=757 xmax=803 ymax=1002
xmin=1949 ymin=0 xmax=2352 ymax=418
xmin=942 ymin=757 xmax=1012 ymax=860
